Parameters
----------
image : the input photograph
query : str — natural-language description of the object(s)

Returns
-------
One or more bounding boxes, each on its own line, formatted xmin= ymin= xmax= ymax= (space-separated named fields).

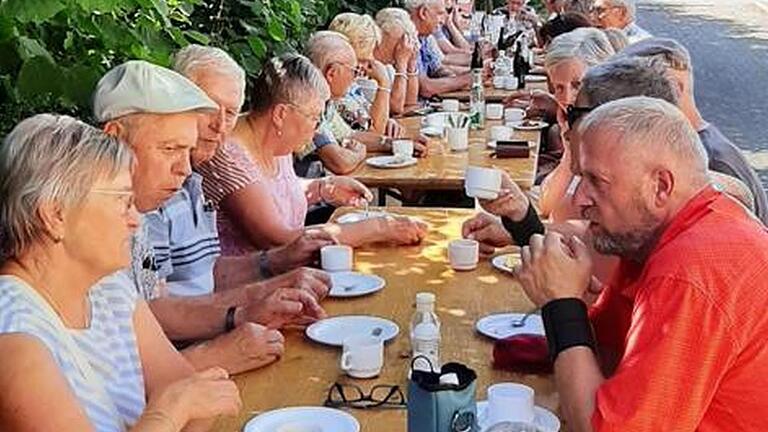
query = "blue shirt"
xmin=145 ymin=173 xmax=221 ymax=297
xmin=699 ymin=123 xmax=768 ymax=224
xmin=418 ymin=35 xmax=443 ymax=77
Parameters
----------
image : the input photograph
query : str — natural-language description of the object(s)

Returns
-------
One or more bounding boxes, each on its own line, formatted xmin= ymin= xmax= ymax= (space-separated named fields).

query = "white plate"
xmin=477 ymin=401 xmax=560 ymax=432
xmin=306 ymin=315 xmax=399 ymax=346
xmin=508 ymin=120 xmax=548 ymax=131
xmin=365 ymin=155 xmax=418 ymax=169
xmin=475 ymin=312 xmax=545 ymax=340
xmin=329 ymin=272 xmax=386 ymax=298
xmin=336 ymin=211 xmax=390 ymax=224
xmin=487 ymin=140 xmax=536 ymax=149
xmin=524 ymin=75 xmax=548 ymax=82
xmin=491 ymin=253 xmax=521 ymax=274
xmin=421 ymin=126 xmax=443 ymax=137
xmin=243 ymin=406 xmax=360 ymax=432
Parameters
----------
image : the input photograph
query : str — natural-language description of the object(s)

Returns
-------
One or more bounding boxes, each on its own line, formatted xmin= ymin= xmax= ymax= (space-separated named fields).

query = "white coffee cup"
xmin=490 ymin=125 xmax=512 ymax=142
xmin=340 ymin=335 xmax=384 ymax=379
xmin=442 ymin=99 xmax=460 ymax=112
xmin=486 ymin=383 xmax=535 ymax=426
xmin=465 ymin=166 xmax=502 ymax=199
xmin=504 ymin=108 xmax=526 ymax=123
xmin=448 ymin=239 xmax=479 ymax=271
xmin=320 ymin=245 xmax=353 ymax=272
xmin=446 ymin=126 xmax=469 ymax=152
xmin=486 ymin=103 xmax=504 ymax=120
xmin=392 ymin=139 xmax=414 ymax=158
xmin=504 ymin=76 xmax=518 ymax=90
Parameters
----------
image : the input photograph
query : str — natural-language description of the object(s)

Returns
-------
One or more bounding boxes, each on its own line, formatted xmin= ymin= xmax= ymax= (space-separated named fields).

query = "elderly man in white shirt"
xmin=591 ymin=0 xmax=651 ymax=44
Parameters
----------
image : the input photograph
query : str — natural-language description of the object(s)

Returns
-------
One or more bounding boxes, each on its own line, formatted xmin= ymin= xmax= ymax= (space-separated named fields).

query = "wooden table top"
xmin=350 ymin=117 xmax=541 ymax=190
xmin=216 ymin=207 xmax=562 ymax=431
xmin=440 ymin=80 xmax=549 ymax=102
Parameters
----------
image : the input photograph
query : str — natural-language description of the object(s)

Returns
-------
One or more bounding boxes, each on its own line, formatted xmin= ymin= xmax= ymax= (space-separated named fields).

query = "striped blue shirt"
xmin=145 ymin=173 xmax=221 ymax=297
xmin=0 ymin=274 xmax=145 ymax=431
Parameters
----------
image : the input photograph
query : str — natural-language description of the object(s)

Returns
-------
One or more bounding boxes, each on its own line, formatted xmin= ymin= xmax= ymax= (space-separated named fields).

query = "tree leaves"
xmin=2 ymin=0 xmax=65 ymax=24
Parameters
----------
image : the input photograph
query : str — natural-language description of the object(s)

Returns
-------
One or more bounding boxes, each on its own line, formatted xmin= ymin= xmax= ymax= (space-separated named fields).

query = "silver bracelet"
xmin=393 ymin=72 xmax=408 ymax=78
xmin=377 ymin=86 xmax=392 ymax=94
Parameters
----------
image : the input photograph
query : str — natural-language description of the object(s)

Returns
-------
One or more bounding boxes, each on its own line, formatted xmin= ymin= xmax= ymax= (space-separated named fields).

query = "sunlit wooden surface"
xmin=440 ymin=80 xmax=549 ymax=101
xmin=350 ymin=117 xmax=541 ymax=190
xmin=216 ymin=207 xmax=562 ymax=431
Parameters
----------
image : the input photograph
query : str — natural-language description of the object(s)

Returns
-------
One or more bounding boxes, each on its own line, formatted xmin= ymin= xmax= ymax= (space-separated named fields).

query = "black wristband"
xmin=501 ymin=202 xmax=545 ymax=246
xmin=258 ymin=250 xmax=274 ymax=278
xmin=541 ymin=298 xmax=596 ymax=362
xmin=224 ymin=306 xmax=237 ymax=332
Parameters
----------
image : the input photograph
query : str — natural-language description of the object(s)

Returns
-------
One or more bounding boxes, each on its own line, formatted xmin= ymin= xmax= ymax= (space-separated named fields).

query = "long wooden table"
xmin=350 ymin=117 xmax=541 ymax=191
xmin=216 ymin=207 xmax=562 ymax=431
xmin=441 ymin=80 xmax=550 ymax=102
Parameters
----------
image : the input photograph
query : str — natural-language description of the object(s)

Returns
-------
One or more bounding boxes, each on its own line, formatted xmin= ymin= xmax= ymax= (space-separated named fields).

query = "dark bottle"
xmin=471 ymin=41 xmax=484 ymax=71
xmin=496 ymin=26 xmax=506 ymax=52
xmin=513 ymin=38 xmax=530 ymax=90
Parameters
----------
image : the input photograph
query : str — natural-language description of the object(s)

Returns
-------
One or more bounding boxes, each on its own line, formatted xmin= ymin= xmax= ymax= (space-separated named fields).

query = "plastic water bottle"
xmin=410 ymin=292 xmax=441 ymax=372
xmin=493 ymin=50 xmax=513 ymax=78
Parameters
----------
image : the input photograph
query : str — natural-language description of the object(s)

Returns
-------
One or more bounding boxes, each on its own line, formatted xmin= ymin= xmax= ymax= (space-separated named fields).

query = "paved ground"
xmin=636 ymin=0 xmax=768 ymax=187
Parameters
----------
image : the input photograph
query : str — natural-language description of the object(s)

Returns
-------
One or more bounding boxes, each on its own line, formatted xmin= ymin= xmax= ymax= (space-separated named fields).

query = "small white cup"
xmin=340 ymin=335 xmax=384 ymax=379
xmin=465 ymin=166 xmax=502 ymax=199
xmin=392 ymin=139 xmax=414 ymax=158
xmin=486 ymin=383 xmax=536 ymax=426
xmin=442 ymin=99 xmax=460 ymax=112
xmin=320 ymin=245 xmax=353 ymax=272
xmin=446 ymin=126 xmax=469 ymax=152
xmin=490 ymin=125 xmax=512 ymax=142
xmin=486 ymin=103 xmax=504 ymax=120
xmin=504 ymin=76 xmax=518 ymax=90
xmin=448 ymin=239 xmax=479 ymax=271
xmin=504 ymin=108 xmax=526 ymax=123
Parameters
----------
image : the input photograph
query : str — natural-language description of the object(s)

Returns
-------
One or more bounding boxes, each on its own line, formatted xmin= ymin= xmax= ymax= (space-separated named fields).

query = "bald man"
xmin=516 ymin=96 xmax=768 ymax=430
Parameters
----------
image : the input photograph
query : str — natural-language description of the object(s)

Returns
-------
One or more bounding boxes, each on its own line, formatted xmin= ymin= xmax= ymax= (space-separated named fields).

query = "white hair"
xmin=545 ymin=27 xmax=615 ymax=69
xmin=375 ymin=8 xmax=418 ymax=39
xmin=172 ymin=44 xmax=246 ymax=107
xmin=608 ymin=0 xmax=636 ymax=20
xmin=329 ymin=13 xmax=382 ymax=60
xmin=578 ymin=96 xmax=709 ymax=176
xmin=403 ymin=0 xmax=442 ymax=12
xmin=305 ymin=30 xmax=355 ymax=72
xmin=0 ymin=114 xmax=133 ymax=261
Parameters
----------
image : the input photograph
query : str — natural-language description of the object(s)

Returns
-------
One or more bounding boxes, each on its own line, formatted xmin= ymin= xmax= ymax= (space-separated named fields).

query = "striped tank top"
xmin=0 ymin=273 xmax=146 ymax=431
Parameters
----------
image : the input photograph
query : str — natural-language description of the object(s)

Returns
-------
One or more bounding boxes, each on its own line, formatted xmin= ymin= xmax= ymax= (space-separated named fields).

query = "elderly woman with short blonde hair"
xmin=0 ymin=114 xmax=240 ymax=431
xmin=374 ymin=7 xmax=421 ymax=114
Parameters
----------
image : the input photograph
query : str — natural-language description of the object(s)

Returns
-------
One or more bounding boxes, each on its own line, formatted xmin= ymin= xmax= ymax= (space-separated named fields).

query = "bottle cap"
xmin=416 ymin=292 xmax=436 ymax=305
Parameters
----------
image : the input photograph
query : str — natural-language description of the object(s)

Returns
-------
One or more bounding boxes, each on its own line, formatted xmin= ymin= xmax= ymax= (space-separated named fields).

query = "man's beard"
xmin=589 ymin=199 xmax=664 ymax=261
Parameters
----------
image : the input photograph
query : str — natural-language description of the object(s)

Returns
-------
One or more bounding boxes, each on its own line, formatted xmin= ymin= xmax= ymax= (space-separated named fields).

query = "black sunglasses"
xmin=324 ymin=382 xmax=407 ymax=410
xmin=566 ymin=105 xmax=595 ymax=129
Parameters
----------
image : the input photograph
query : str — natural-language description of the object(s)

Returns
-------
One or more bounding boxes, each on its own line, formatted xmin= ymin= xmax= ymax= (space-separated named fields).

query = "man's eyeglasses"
xmin=566 ymin=105 xmax=595 ymax=129
xmin=590 ymin=5 xmax=620 ymax=16
xmin=331 ymin=62 xmax=367 ymax=78
xmin=324 ymin=382 xmax=407 ymax=410
xmin=91 ymin=189 xmax=136 ymax=216
xmin=287 ymin=103 xmax=324 ymax=130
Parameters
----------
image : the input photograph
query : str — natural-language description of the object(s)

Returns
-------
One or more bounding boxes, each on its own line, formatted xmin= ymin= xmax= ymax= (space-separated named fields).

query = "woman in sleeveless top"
xmin=0 ymin=115 xmax=240 ymax=431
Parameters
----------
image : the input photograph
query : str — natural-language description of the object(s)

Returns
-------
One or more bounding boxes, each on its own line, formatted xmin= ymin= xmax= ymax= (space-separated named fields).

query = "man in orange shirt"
xmin=517 ymin=96 xmax=768 ymax=431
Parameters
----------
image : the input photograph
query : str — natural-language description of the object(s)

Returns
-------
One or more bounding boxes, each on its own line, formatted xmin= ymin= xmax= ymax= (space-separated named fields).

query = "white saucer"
xmin=365 ymin=155 xmax=418 ymax=169
xmin=487 ymin=140 xmax=536 ymax=149
xmin=524 ymin=75 xmax=548 ymax=83
xmin=329 ymin=272 xmax=386 ymax=298
xmin=421 ymin=126 xmax=444 ymax=137
xmin=508 ymin=120 xmax=548 ymax=131
xmin=336 ymin=211 xmax=389 ymax=224
xmin=491 ymin=253 xmax=521 ymax=274
xmin=243 ymin=406 xmax=360 ymax=432
xmin=476 ymin=401 xmax=560 ymax=432
xmin=306 ymin=315 xmax=399 ymax=346
xmin=475 ymin=312 xmax=545 ymax=340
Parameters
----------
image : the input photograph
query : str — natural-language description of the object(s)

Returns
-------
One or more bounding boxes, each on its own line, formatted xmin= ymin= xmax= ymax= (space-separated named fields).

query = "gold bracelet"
xmin=143 ymin=410 xmax=181 ymax=432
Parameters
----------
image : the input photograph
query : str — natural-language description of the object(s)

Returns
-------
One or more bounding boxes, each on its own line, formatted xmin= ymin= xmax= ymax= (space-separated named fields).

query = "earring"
xmin=277 ymin=130 xmax=283 ymax=137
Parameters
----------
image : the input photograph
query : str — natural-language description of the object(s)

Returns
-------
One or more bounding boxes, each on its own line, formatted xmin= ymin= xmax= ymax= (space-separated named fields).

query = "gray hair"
xmin=619 ymin=37 xmax=692 ymax=72
xmin=0 ymin=114 xmax=133 ymax=260
xmin=249 ymin=52 xmax=330 ymax=113
xmin=172 ymin=44 xmax=246 ymax=105
xmin=403 ymin=0 xmax=442 ymax=11
xmin=580 ymin=56 xmax=678 ymax=107
xmin=545 ymin=28 xmax=615 ymax=69
xmin=329 ymin=13 xmax=382 ymax=60
xmin=577 ymin=96 xmax=708 ymax=175
xmin=607 ymin=0 xmax=636 ymax=20
xmin=375 ymin=8 xmax=418 ymax=39
xmin=564 ymin=0 xmax=594 ymax=15
xmin=306 ymin=30 xmax=355 ymax=73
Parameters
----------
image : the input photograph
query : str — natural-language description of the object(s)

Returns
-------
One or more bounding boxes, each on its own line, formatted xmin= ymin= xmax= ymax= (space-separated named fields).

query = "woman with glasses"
xmin=0 ymin=114 xmax=241 ymax=431
xmin=222 ymin=53 xmax=428 ymax=254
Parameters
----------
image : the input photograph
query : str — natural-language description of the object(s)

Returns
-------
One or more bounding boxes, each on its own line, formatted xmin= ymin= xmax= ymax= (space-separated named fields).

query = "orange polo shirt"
xmin=588 ymin=188 xmax=768 ymax=431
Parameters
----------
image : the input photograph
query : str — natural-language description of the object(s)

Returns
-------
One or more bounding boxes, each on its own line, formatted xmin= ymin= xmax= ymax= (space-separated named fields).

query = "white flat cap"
xmin=93 ymin=60 xmax=218 ymax=122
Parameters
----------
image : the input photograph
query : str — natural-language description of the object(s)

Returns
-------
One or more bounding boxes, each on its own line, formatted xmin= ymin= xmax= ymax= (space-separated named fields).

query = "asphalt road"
xmin=636 ymin=1 xmax=768 ymax=187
